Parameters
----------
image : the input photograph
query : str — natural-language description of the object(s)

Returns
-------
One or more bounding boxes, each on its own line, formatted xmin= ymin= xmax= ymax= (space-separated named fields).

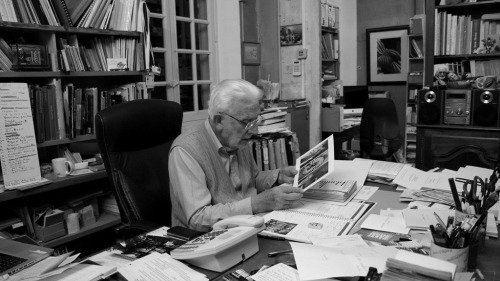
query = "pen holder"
xmin=430 ymin=241 xmax=469 ymax=272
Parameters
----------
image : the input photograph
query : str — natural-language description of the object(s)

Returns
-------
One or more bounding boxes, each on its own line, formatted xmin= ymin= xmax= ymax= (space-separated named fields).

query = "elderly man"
xmin=168 ymin=79 xmax=303 ymax=231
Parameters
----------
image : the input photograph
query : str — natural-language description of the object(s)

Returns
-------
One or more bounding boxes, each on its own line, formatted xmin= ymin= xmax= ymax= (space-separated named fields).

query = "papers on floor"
xmin=118 ymin=252 xmax=207 ymax=281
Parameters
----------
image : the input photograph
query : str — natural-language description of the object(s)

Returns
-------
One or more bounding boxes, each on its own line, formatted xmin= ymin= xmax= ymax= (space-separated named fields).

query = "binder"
xmin=267 ymin=139 xmax=276 ymax=170
xmin=50 ymin=0 xmax=73 ymax=26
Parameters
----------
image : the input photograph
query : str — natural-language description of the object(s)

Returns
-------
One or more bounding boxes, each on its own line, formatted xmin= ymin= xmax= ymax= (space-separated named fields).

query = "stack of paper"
xmin=381 ymin=251 xmax=456 ymax=281
xmin=303 ymin=179 xmax=357 ymax=202
xmin=258 ymin=108 xmax=288 ymax=134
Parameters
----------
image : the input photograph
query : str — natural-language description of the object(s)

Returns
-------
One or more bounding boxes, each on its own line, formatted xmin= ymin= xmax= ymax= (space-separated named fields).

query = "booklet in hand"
xmin=293 ymin=135 xmax=335 ymax=191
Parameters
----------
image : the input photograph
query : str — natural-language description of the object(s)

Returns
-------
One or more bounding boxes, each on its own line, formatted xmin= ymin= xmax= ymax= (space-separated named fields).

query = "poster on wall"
xmin=280 ymin=24 xmax=303 ymax=46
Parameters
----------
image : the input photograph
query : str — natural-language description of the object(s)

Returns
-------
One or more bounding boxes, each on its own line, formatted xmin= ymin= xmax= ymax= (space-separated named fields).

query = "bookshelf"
xmin=405 ymin=16 xmax=425 ymax=164
xmin=414 ymin=0 xmax=500 ymax=170
xmin=0 ymin=0 xmax=148 ymax=249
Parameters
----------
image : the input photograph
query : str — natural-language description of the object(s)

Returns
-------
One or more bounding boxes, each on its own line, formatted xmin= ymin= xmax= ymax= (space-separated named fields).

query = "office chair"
xmin=95 ymin=99 xmax=183 ymax=234
xmin=359 ymin=98 xmax=401 ymax=161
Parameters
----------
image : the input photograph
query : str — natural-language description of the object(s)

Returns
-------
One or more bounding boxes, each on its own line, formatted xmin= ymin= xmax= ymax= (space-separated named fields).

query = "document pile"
xmin=381 ymin=250 xmax=456 ymax=281
xmin=258 ymin=107 xmax=288 ymax=134
xmin=353 ymin=159 xmax=404 ymax=186
xmin=303 ymin=179 xmax=357 ymax=202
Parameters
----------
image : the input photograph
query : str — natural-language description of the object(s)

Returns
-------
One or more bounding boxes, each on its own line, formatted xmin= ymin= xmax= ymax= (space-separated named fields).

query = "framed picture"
xmin=241 ymin=42 xmax=261 ymax=65
xmin=280 ymin=24 xmax=303 ymax=46
xmin=366 ymin=25 xmax=409 ymax=85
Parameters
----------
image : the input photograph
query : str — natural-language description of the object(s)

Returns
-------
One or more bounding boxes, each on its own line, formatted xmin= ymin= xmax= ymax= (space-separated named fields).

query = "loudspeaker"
xmin=417 ymin=90 xmax=442 ymax=125
xmin=472 ymin=89 xmax=500 ymax=127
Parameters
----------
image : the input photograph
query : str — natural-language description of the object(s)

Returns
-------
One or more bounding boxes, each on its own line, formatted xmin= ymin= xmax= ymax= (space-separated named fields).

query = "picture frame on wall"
xmin=366 ymin=25 xmax=409 ymax=85
xmin=280 ymin=24 xmax=303 ymax=46
xmin=242 ymin=42 xmax=261 ymax=66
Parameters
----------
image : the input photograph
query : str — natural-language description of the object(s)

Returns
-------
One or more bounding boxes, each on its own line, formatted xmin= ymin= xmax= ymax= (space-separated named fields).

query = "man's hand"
xmin=277 ymin=166 xmax=298 ymax=185
xmin=251 ymin=184 xmax=303 ymax=214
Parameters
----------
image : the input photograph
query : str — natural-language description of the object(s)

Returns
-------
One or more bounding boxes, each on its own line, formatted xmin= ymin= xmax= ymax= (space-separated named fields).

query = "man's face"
xmin=217 ymin=99 xmax=261 ymax=150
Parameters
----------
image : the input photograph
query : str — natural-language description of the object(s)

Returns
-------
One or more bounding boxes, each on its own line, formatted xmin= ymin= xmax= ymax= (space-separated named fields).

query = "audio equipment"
xmin=443 ymin=89 xmax=471 ymax=125
xmin=472 ymin=89 xmax=500 ymax=127
xmin=417 ymin=90 xmax=442 ymax=125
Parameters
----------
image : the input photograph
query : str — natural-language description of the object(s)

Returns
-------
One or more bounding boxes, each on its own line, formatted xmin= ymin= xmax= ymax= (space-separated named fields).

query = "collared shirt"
xmin=169 ymin=120 xmax=279 ymax=230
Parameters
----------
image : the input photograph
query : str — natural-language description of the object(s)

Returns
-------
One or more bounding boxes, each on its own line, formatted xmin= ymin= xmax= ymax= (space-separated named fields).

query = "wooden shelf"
xmin=0 ymin=21 xmax=141 ymax=37
xmin=37 ymin=135 xmax=96 ymax=148
xmin=0 ymin=171 xmax=108 ymax=203
xmin=0 ymin=71 xmax=144 ymax=79
xmin=42 ymin=212 xmax=121 ymax=248
xmin=436 ymin=0 xmax=500 ymax=10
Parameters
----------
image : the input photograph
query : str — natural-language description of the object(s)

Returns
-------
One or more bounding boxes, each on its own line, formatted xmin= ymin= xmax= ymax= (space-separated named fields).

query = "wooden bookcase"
xmin=0 ymin=21 xmax=146 ymax=248
xmin=415 ymin=0 xmax=500 ymax=170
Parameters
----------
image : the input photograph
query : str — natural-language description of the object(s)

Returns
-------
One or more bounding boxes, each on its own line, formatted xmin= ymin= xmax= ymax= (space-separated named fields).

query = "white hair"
xmin=208 ymin=79 xmax=262 ymax=118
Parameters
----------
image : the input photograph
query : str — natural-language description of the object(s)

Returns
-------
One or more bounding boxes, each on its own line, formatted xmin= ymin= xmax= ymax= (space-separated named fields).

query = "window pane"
xmin=196 ymin=54 xmax=210 ymax=80
xmin=150 ymin=18 xmax=164 ymax=48
xmin=151 ymin=86 xmax=167 ymax=100
xmin=180 ymin=85 xmax=194 ymax=111
xmin=178 ymin=53 xmax=193 ymax=81
xmin=177 ymin=21 xmax=191 ymax=49
xmin=175 ymin=0 xmax=190 ymax=17
xmin=194 ymin=0 xmax=207 ymax=20
xmin=146 ymin=0 xmax=161 ymax=13
xmin=153 ymin=52 xmax=166 ymax=81
xmin=198 ymin=84 xmax=210 ymax=110
xmin=195 ymin=23 xmax=208 ymax=50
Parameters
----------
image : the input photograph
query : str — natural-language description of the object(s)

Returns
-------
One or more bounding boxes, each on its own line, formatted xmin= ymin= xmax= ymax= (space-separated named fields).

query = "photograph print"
xmin=367 ymin=25 xmax=409 ymax=84
xmin=280 ymin=24 xmax=303 ymax=46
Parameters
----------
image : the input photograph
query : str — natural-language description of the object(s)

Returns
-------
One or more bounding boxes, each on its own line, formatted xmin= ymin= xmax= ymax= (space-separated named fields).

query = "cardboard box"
xmin=34 ymin=209 xmax=66 ymax=242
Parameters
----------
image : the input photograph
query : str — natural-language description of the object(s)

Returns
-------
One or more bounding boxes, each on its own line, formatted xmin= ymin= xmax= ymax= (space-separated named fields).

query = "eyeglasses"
xmin=218 ymin=112 xmax=262 ymax=130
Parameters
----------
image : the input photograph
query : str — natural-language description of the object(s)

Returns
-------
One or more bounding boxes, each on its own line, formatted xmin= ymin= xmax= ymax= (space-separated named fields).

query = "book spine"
xmin=273 ymin=139 xmax=283 ymax=169
xmin=268 ymin=139 xmax=276 ymax=170
xmin=262 ymin=140 xmax=269 ymax=171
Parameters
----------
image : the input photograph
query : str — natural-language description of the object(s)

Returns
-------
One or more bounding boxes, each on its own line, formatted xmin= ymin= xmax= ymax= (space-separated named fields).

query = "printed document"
xmin=392 ymin=165 xmax=452 ymax=190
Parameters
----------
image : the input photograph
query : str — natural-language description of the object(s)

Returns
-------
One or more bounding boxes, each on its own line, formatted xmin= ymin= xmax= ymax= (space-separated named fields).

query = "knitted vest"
xmin=170 ymin=123 xmax=256 ymax=225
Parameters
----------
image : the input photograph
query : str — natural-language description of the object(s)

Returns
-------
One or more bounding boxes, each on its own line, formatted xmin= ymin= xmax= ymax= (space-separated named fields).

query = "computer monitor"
xmin=342 ymin=86 xmax=369 ymax=109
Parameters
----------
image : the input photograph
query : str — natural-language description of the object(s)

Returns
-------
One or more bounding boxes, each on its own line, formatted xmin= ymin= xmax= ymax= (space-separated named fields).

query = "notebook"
xmin=0 ymin=239 xmax=53 ymax=276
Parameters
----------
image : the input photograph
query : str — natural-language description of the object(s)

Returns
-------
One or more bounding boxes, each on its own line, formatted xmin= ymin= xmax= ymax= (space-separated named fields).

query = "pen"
xmin=267 ymin=249 xmax=293 ymax=257
xmin=449 ymin=178 xmax=462 ymax=212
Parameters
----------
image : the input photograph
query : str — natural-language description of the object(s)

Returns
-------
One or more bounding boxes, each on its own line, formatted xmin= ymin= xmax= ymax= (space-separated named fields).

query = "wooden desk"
xmin=207 ymin=184 xmax=500 ymax=281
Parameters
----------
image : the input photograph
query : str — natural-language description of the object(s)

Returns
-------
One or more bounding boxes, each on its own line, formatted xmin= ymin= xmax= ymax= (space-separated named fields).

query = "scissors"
xmin=463 ymin=176 xmax=484 ymax=213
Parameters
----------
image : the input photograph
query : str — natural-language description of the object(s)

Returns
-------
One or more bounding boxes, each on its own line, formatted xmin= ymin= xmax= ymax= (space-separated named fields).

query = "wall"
xmin=216 ymin=0 xmax=242 ymax=80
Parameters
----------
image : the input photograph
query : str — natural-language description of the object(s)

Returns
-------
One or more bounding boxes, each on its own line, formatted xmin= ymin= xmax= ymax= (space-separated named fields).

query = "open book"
xmin=261 ymin=199 xmax=375 ymax=243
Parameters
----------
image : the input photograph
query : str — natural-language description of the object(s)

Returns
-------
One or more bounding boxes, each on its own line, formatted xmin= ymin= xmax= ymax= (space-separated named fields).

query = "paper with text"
xmin=0 ymin=83 xmax=42 ymax=189
xmin=251 ymin=263 xmax=299 ymax=281
xmin=360 ymin=213 xmax=410 ymax=234
xmin=118 ymin=252 xmax=207 ymax=281
xmin=392 ymin=165 xmax=452 ymax=190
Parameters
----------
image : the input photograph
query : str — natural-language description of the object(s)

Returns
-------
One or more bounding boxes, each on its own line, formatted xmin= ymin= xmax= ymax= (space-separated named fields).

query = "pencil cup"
xmin=430 ymin=241 xmax=469 ymax=272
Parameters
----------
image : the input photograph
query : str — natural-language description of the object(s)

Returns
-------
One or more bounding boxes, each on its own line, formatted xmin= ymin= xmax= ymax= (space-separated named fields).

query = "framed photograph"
xmin=280 ymin=24 xmax=303 ymax=46
xmin=366 ymin=25 xmax=409 ymax=85
xmin=241 ymin=42 xmax=261 ymax=65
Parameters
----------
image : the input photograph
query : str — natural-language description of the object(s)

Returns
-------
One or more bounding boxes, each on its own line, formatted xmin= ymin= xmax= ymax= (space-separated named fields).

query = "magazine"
xmin=293 ymin=135 xmax=335 ymax=191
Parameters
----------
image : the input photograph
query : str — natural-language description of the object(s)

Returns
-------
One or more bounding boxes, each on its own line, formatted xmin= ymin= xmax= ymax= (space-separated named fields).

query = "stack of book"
xmin=258 ymin=108 xmax=288 ymax=134
xmin=303 ymin=179 xmax=357 ymax=202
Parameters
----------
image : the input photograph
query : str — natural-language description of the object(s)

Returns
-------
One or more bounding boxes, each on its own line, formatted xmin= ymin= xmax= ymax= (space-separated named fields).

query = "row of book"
xmin=434 ymin=11 xmax=500 ymax=56
xmin=320 ymin=1 xmax=339 ymax=29
xmin=248 ymin=133 xmax=300 ymax=172
xmin=58 ymin=36 xmax=144 ymax=72
xmin=29 ymin=81 xmax=148 ymax=143
xmin=0 ymin=0 xmax=147 ymax=32
xmin=321 ymin=33 xmax=339 ymax=60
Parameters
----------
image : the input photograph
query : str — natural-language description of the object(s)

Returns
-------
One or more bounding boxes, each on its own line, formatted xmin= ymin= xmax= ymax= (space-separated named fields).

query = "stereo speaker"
xmin=472 ymin=89 xmax=500 ymax=127
xmin=417 ymin=90 xmax=442 ymax=125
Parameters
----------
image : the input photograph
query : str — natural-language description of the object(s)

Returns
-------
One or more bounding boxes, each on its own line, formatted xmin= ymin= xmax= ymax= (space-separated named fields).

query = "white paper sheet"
xmin=392 ymin=165 xmax=453 ymax=190
xmin=360 ymin=213 xmax=410 ymax=234
xmin=251 ymin=263 xmax=300 ymax=281
xmin=290 ymin=242 xmax=398 ymax=280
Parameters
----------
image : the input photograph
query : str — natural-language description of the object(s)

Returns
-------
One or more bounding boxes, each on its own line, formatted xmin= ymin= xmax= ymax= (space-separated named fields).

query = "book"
xmin=354 ymin=228 xmax=407 ymax=246
xmin=267 ymin=139 xmax=276 ymax=170
xmin=49 ymin=0 xmax=73 ymax=26
xmin=303 ymin=179 xmax=357 ymax=202
xmin=261 ymin=199 xmax=374 ymax=243
xmin=411 ymin=39 xmax=424 ymax=58
xmin=257 ymin=120 xmax=287 ymax=134
xmin=260 ymin=110 xmax=287 ymax=120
